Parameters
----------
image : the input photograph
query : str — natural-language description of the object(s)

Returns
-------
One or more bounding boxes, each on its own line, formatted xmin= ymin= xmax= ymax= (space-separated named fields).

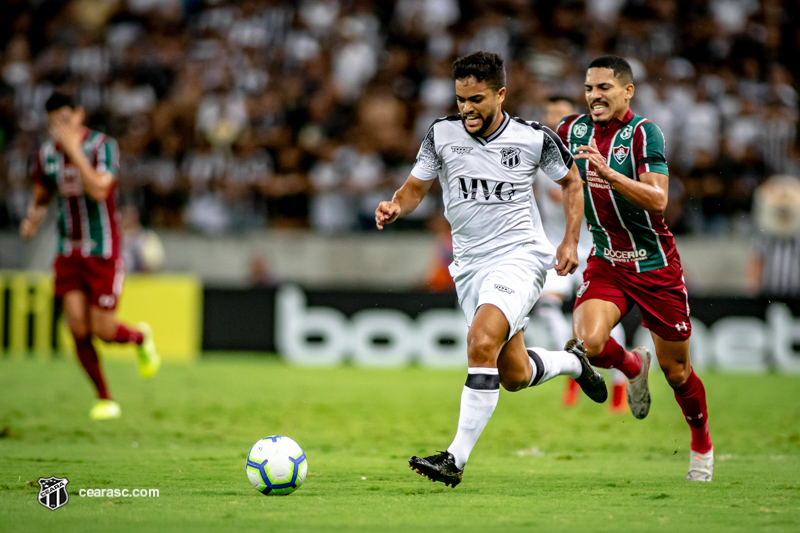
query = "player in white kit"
xmin=375 ymin=51 xmax=607 ymax=488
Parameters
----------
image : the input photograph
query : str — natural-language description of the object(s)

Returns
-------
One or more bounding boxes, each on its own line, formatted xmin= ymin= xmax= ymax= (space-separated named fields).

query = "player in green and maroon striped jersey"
xmin=556 ymin=56 xmax=714 ymax=481
xmin=20 ymin=92 xmax=160 ymax=420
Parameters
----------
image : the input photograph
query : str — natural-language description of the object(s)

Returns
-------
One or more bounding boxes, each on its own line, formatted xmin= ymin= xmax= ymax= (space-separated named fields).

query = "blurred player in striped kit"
xmin=534 ymin=96 xmax=628 ymax=413
xmin=20 ymin=92 xmax=160 ymax=420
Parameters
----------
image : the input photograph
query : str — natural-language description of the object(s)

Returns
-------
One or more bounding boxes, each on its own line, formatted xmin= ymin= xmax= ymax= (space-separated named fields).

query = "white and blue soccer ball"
xmin=246 ymin=435 xmax=308 ymax=495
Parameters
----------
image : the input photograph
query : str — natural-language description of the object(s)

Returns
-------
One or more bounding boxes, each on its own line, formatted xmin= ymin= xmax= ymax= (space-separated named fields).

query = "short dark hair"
xmin=45 ymin=92 xmax=76 ymax=113
xmin=548 ymin=95 xmax=575 ymax=106
xmin=451 ymin=51 xmax=506 ymax=92
xmin=588 ymin=55 xmax=633 ymax=85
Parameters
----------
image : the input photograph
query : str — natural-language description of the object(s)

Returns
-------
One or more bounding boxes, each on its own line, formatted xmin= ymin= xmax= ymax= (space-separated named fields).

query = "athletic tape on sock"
xmin=526 ymin=349 xmax=545 ymax=386
xmin=465 ymin=367 xmax=499 ymax=390
xmin=465 ymin=372 xmax=500 ymax=390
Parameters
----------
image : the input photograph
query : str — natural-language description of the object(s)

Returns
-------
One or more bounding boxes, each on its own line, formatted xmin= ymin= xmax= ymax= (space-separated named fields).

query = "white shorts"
xmin=449 ymin=248 xmax=548 ymax=340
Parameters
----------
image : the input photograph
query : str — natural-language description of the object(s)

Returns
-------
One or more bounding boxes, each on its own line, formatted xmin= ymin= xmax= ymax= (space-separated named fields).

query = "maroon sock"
xmin=74 ymin=336 xmax=110 ymax=400
xmin=589 ymin=337 xmax=642 ymax=379
xmin=672 ymin=369 xmax=713 ymax=453
xmin=113 ymin=323 xmax=144 ymax=345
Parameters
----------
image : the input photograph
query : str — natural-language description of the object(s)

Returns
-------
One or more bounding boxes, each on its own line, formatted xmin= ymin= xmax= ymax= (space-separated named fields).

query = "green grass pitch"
xmin=1 ymin=354 xmax=799 ymax=532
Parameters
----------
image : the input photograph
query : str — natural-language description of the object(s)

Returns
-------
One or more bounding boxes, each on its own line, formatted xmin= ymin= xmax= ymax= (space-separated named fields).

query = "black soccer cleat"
xmin=565 ymin=338 xmax=608 ymax=403
xmin=408 ymin=451 xmax=464 ymax=488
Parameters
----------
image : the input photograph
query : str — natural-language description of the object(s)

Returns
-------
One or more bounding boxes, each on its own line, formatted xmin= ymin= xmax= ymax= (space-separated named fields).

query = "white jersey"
xmin=534 ymin=171 xmax=593 ymax=260
xmin=411 ymin=112 xmax=573 ymax=267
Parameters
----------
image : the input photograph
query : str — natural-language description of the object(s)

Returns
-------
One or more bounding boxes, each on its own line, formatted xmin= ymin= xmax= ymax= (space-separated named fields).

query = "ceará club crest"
xmin=500 ymin=147 xmax=521 ymax=168
xmin=38 ymin=476 xmax=69 ymax=511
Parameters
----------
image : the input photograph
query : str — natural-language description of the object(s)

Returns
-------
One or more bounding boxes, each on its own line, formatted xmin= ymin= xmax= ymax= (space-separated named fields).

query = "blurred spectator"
xmin=1 ymin=0 xmax=798 ymax=237
xmin=308 ymin=144 xmax=357 ymax=234
xmin=121 ymin=204 xmax=166 ymax=274
xmin=746 ymin=174 xmax=800 ymax=298
xmin=248 ymin=252 xmax=281 ymax=287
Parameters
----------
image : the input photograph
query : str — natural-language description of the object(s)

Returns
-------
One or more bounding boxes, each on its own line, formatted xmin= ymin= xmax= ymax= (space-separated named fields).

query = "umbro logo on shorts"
xmin=675 ymin=321 xmax=689 ymax=333
xmin=494 ymin=283 xmax=514 ymax=294
xmin=451 ymin=146 xmax=473 ymax=154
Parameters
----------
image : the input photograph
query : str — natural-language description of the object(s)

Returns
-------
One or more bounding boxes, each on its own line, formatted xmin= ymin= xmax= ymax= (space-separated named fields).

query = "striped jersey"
xmin=753 ymin=233 xmax=800 ymax=297
xmin=411 ymin=112 xmax=573 ymax=266
xmin=557 ymin=109 xmax=678 ymax=273
xmin=32 ymin=129 xmax=121 ymax=259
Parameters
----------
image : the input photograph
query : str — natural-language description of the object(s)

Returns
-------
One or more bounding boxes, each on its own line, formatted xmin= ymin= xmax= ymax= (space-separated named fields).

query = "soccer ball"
xmin=246 ymin=435 xmax=308 ymax=495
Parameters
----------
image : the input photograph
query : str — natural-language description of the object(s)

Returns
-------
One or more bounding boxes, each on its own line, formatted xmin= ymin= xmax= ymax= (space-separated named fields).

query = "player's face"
xmin=46 ymin=106 xmax=84 ymax=129
xmin=544 ymin=100 xmax=575 ymax=130
xmin=455 ymin=76 xmax=506 ymax=138
xmin=584 ymin=68 xmax=634 ymax=123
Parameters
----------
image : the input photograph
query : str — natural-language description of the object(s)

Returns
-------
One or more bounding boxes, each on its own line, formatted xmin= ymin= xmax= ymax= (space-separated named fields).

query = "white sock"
xmin=535 ymin=299 xmax=571 ymax=349
xmin=527 ymin=348 xmax=582 ymax=386
xmin=447 ymin=367 xmax=500 ymax=469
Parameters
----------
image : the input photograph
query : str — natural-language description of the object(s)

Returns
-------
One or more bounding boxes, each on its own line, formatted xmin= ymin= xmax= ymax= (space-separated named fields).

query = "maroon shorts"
xmin=574 ymin=255 xmax=691 ymax=341
xmin=54 ymin=254 xmax=124 ymax=310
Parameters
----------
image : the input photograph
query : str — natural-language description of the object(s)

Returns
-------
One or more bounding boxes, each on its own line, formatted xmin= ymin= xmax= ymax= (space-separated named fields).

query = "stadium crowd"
xmin=0 ymin=0 xmax=798 ymax=236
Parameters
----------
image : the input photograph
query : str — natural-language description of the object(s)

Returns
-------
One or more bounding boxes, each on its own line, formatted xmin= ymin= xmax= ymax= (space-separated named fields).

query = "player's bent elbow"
xmin=86 ymin=181 xmax=113 ymax=202
xmin=648 ymin=198 xmax=668 ymax=216
xmin=86 ymin=172 xmax=115 ymax=202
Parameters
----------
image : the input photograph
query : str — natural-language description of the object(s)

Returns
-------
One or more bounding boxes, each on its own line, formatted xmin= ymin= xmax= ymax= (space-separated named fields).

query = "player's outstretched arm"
xmin=20 ymin=183 xmax=52 ymax=240
xmin=574 ymin=138 xmax=667 ymax=215
xmin=50 ymin=114 xmax=114 ymax=202
xmin=554 ymin=164 xmax=582 ymax=275
xmin=375 ymin=175 xmax=434 ymax=230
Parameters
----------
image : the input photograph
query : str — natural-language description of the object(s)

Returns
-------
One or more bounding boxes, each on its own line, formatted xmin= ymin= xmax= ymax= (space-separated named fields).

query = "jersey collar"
xmin=593 ymin=108 xmax=634 ymax=134
xmin=470 ymin=111 xmax=510 ymax=145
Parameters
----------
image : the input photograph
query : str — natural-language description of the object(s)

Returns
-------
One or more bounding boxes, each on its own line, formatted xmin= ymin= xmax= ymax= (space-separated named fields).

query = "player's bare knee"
xmin=500 ymin=378 xmax=526 ymax=392
xmin=70 ymin=327 xmax=89 ymax=341
xmin=660 ymin=361 xmax=690 ymax=387
xmin=581 ymin=333 xmax=609 ymax=357
xmin=67 ymin=319 xmax=89 ymax=340
xmin=91 ymin=324 xmax=117 ymax=343
xmin=88 ymin=314 xmax=117 ymax=342
xmin=466 ymin=333 xmax=499 ymax=367
xmin=93 ymin=331 xmax=113 ymax=343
